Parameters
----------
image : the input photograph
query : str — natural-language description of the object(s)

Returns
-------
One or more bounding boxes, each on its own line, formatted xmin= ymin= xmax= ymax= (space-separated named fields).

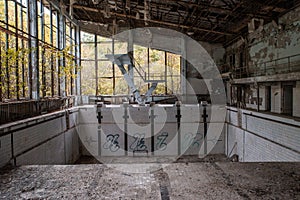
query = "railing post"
xmin=201 ymin=101 xmax=208 ymax=155
xmin=288 ymin=57 xmax=291 ymax=72
xmin=123 ymin=102 xmax=129 ymax=155
xmin=255 ymin=63 xmax=258 ymax=76
xmin=175 ymin=101 xmax=181 ymax=156
xmin=97 ymin=102 xmax=103 ymax=156
xmin=150 ymin=102 xmax=155 ymax=155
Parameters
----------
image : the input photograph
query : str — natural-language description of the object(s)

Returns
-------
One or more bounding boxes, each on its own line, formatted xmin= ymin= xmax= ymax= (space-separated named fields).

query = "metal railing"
xmin=0 ymin=97 xmax=75 ymax=125
xmin=232 ymin=54 xmax=300 ymax=79
xmin=88 ymin=94 xmax=210 ymax=105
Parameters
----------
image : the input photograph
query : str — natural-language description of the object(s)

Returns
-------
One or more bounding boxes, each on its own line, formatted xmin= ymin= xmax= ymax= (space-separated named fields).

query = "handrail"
xmin=232 ymin=53 xmax=300 ymax=79
xmin=0 ymin=96 xmax=75 ymax=125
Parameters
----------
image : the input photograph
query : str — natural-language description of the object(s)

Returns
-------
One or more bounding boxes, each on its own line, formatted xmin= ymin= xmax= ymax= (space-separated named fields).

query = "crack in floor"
xmin=152 ymin=168 xmax=171 ymax=200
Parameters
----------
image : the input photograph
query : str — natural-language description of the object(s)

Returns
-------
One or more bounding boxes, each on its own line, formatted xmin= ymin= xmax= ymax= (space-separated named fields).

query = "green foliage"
xmin=0 ymin=1 xmax=80 ymax=100
xmin=0 ymin=33 xmax=31 ymax=100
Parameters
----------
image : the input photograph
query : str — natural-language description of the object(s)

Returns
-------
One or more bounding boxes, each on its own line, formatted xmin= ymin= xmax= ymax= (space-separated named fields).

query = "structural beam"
xmin=75 ymin=26 xmax=81 ymax=96
xmin=95 ymin=35 xmax=98 ymax=96
xmin=28 ymin=0 xmax=39 ymax=100
xmin=72 ymin=5 xmax=235 ymax=35
xmin=180 ymin=36 xmax=187 ymax=102
xmin=58 ymin=10 xmax=66 ymax=97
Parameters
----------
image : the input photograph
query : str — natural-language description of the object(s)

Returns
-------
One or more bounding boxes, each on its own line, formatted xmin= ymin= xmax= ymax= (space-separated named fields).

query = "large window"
xmin=0 ymin=0 xmax=79 ymax=101
xmin=0 ymin=0 xmax=29 ymax=100
xmin=80 ymin=32 xmax=181 ymax=96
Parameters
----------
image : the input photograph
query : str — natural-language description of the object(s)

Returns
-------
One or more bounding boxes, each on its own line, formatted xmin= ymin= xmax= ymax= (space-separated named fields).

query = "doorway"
xmin=282 ymin=85 xmax=293 ymax=115
xmin=265 ymin=86 xmax=271 ymax=111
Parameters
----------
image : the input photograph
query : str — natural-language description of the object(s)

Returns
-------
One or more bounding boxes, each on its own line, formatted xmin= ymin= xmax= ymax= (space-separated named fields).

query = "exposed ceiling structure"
xmin=61 ymin=0 xmax=300 ymax=44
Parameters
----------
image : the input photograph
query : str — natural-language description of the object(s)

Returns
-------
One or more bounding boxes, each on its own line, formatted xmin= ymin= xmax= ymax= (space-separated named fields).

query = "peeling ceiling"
xmin=59 ymin=0 xmax=300 ymax=44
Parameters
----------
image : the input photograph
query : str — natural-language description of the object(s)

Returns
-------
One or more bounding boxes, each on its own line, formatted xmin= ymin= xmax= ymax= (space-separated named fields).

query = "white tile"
xmin=13 ymin=117 xmax=64 ymax=155
xmin=79 ymin=107 xmax=98 ymax=124
xmin=78 ymin=124 xmax=99 ymax=156
xmin=0 ymin=135 xmax=12 ymax=167
xmin=153 ymin=123 xmax=178 ymax=156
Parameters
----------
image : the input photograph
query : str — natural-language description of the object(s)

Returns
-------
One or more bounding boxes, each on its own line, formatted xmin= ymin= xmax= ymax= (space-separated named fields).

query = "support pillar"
xmin=257 ymin=84 xmax=260 ymax=112
xmin=58 ymin=11 xmax=66 ymax=97
xmin=28 ymin=0 xmax=39 ymax=100
xmin=95 ymin=35 xmax=98 ymax=96
xmin=112 ymin=37 xmax=116 ymax=95
xmin=165 ymin=51 xmax=168 ymax=95
xmin=180 ymin=37 xmax=187 ymax=103
xmin=127 ymin=30 xmax=134 ymax=95
xmin=75 ymin=26 xmax=81 ymax=96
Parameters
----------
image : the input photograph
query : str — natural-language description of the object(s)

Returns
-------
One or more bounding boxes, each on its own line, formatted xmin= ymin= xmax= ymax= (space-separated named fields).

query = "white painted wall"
xmin=2 ymin=103 xmax=299 ymax=168
xmin=226 ymin=107 xmax=300 ymax=162
xmin=78 ymin=104 xmax=225 ymax=157
xmin=293 ymin=81 xmax=300 ymax=117
xmin=271 ymin=84 xmax=282 ymax=113
xmin=0 ymin=108 xmax=80 ymax=168
xmin=0 ymin=135 xmax=12 ymax=167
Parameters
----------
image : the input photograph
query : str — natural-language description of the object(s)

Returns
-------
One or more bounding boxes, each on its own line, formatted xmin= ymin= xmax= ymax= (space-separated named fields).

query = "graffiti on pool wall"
xmin=182 ymin=132 xmax=203 ymax=150
xmin=156 ymin=132 xmax=168 ymax=151
xmin=130 ymin=133 xmax=147 ymax=151
xmin=207 ymin=135 xmax=223 ymax=146
xmin=84 ymin=136 xmax=97 ymax=146
xmin=182 ymin=132 xmax=223 ymax=150
xmin=103 ymin=134 xmax=120 ymax=152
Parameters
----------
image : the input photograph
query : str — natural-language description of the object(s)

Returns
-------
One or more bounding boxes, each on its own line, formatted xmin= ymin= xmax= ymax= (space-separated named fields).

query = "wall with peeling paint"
xmin=199 ymin=42 xmax=225 ymax=66
xmin=248 ymin=7 xmax=300 ymax=69
xmin=186 ymin=40 xmax=225 ymax=99
xmin=226 ymin=6 xmax=300 ymax=73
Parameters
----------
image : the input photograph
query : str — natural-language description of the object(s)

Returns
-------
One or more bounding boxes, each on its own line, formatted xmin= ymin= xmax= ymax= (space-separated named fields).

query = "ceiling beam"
xmin=153 ymin=0 xmax=234 ymax=15
xmin=72 ymin=5 xmax=235 ymax=35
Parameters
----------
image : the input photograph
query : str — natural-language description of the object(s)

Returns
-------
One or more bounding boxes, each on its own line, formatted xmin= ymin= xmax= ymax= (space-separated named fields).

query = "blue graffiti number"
xmin=156 ymin=132 xmax=168 ymax=151
xmin=103 ymin=134 xmax=120 ymax=152
xmin=130 ymin=133 xmax=147 ymax=151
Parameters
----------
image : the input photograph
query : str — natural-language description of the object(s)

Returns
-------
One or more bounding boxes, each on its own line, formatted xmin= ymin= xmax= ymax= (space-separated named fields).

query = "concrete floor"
xmin=0 ymin=157 xmax=299 ymax=199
